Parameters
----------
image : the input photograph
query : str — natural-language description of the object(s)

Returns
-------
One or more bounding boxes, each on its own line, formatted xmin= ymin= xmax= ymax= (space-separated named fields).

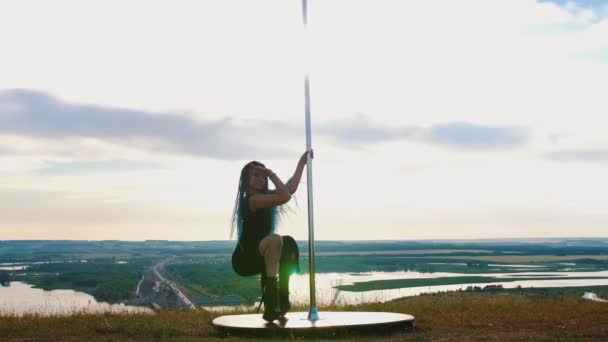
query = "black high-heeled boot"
xmin=262 ymin=276 xmax=281 ymax=322
xmin=278 ymin=269 xmax=291 ymax=316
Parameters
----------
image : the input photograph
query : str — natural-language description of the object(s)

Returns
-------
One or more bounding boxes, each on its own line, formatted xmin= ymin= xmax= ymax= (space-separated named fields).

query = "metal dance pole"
xmin=302 ymin=0 xmax=318 ymax=321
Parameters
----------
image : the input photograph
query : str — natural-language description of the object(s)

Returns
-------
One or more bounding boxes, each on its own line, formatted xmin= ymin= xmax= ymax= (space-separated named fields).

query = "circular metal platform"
xmin=212 ymin=311 xmax=414 ymax=335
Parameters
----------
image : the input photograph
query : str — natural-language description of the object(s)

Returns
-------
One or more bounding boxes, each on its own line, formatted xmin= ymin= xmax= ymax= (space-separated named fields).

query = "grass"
xmin=1 ymin=290 xmax=607 ymax=341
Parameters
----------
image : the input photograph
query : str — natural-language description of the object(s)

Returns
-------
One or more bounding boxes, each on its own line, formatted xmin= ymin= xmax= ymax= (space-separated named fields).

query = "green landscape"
xmin=1 ymin=239 xmax=608 ymax=339
xmin=1 ymin=239 xmax=607 ymax=305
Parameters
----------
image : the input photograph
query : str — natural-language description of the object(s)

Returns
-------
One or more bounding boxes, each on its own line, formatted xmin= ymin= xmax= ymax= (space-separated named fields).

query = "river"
xmin=0 ymin=282 xmax=152 ymax=316
xmin=203 ymin=269 xmax=608 ymax=311
xmin=2 ymin=268 xmax=606 ymax=314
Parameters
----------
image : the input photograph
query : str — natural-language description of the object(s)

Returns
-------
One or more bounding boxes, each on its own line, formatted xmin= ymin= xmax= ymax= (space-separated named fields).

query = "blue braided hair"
xmin=230 ymin=161 xmax=295 ymax=240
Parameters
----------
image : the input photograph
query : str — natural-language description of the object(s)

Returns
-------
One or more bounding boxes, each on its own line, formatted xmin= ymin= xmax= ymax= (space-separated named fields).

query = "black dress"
xmin=231 ymin=195 xmax=271 ymax=276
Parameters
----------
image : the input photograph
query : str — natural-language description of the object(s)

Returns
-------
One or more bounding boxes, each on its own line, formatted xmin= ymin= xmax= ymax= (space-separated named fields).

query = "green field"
xmin=9 ymin=260 xmax=146 ymax=303
xmin=2 ymin=239 xmax=608 ymax=306
xmin=165 ymin=257 xmax=260 ymax=305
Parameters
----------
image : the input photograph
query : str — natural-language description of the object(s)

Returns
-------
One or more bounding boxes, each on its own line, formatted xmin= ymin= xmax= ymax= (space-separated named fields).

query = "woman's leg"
xmin=259 ymin=234 xmax=283 ymax=321
xmin=258 ymin=234 xmax=283 ymax=277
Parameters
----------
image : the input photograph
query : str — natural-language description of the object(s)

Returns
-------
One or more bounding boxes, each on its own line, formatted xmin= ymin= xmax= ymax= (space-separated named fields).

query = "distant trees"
xmin=93 ymin=280 xmax=137 ymax=302
xmin=28 ymin=262 xmax=140 ymax=303
xmin=465 ymin=284 xmax=504 ymax=292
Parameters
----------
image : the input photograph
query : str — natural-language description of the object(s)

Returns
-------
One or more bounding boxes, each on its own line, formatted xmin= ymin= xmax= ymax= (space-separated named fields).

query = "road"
xmin=151 ymin=256 xmax=197 ymax=310
xmin=135 ymin=275 xmax=144 ymax=296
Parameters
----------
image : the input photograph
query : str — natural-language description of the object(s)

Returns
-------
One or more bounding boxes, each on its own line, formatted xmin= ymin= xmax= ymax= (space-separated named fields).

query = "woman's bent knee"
xmin=259 ymin=234 xmax=283 ymax=254
xmin=270 ymin=234 xmax=283 ymax=248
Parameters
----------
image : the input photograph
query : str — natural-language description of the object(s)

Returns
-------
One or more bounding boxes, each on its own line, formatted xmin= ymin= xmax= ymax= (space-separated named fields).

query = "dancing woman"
xmin=231 ymin=150 xmax=312 ymax=322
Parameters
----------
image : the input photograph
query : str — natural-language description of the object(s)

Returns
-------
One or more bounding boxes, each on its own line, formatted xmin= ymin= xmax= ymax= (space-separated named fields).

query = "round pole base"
xmin=308 ymin=306 xmax=319 ymax=321
xmin=212 ymin=311 xmax=414 ymax=336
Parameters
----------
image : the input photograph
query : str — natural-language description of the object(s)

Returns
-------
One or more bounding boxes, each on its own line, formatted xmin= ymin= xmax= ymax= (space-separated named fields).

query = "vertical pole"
xmin=304 ymin=76 xmax=318 ymax=320
xmin=302 ymin=0 xmax=318 ymax=321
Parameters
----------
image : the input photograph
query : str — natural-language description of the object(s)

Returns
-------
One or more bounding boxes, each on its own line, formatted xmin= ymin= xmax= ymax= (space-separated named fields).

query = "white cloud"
xmin=0 ymin=0 xmax=607 ymax=239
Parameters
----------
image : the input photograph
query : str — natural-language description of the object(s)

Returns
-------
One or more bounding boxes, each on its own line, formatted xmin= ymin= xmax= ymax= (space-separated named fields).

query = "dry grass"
xmin=359 ymin=292 xmax=608 ymax=340
xmin=1 ymin=292 xmax=607 ymax=341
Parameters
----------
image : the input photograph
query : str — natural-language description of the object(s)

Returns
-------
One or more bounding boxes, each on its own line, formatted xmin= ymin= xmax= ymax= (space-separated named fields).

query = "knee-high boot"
xmin=262 ymin=275 xmax=280 ymax=322
xmin=278 ymin=268 xmax=291 ymax=316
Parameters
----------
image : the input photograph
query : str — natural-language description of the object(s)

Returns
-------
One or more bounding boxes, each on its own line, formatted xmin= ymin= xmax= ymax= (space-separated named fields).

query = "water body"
xmin=204 ymin=270 xmax=608 ymax=310
xmin=0 ymin=261 xmax=79 ymax=270
xmin=0 ymin=261 xmax=63 ymax=266
xmin=0 ymin=266 xmax=29 ymax=271
xmin=0 ymin=282 xmax=152 ymax=316
xmin=486 ymin=264 xmax=548 ymax=268
xmin=286 ymin=270 xmax=608 ymax=306
xmin=582 ymin=292 xmax=608 ymax=302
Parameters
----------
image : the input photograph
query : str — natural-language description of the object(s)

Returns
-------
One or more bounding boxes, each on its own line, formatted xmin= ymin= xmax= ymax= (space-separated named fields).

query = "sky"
xmin=1 ymin=0 xmax=607 ymax=241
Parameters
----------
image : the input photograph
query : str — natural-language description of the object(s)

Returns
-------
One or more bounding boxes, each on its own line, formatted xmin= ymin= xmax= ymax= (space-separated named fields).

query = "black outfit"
xmin=231 ymin=195 xmax=270 ymax=277
xmin=231 ymin=195 xmax=300 ymax=321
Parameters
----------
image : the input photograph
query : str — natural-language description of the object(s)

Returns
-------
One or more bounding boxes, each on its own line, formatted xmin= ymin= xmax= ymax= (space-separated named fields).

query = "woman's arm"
xmin=287 ymin=150 xmax=313 ymax=194
xmin=249 ymin=168 xmax=291 ymax=210
xmin=268 ymin=171 xmax=291 ymax=200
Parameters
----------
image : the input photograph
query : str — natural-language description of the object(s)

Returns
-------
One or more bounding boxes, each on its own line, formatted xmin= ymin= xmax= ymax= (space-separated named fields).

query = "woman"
xmin=230 ymin=150 xmax=312 ymax=322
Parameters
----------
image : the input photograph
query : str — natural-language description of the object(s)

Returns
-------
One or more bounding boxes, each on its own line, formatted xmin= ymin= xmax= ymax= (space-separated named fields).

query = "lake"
xmin=3 ymin=266 xmax=607 ymax=314
xmin=0 ymin=282 xmax=152 ymax=316
xmin=289 ymin=270 xmax=608 ymax=306
xmin=203 ymin=269 xmax=608 ymax=311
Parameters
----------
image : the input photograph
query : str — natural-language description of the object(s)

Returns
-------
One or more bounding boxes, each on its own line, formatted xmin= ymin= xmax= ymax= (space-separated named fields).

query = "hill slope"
xmin=1 ymin=291 xmax=607 ymax=341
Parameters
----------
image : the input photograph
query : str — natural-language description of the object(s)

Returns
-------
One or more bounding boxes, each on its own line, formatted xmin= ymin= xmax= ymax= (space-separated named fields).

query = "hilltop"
xmin=1 ymin=290 xmax=607 ymax=341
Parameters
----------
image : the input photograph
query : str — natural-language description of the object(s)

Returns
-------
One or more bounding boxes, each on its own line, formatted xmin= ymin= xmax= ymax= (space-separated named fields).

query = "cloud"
xmin=315 ymin=113 xmax=421 ymax=148
xmin=316 ymin=115 xmax=531 ymax=150
xmin=0 ymin=89 xmax=295 ymax=160
xmin=540 ymin=0 xmax=608 ymax=22
xmin=578 ymin=46 xmax=608 ymax=62
xmin=0 ymin=90 xmax=532 ymax=161
xmin=545 ymin=148 xmax=608 ymax=163
xmin=425 ymin=122 xmax=531 ymax=149
xmin=536 ymin=1 xmax=608 ymax=68
xmin=33 ymin=159 xmax=166 ymax=175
